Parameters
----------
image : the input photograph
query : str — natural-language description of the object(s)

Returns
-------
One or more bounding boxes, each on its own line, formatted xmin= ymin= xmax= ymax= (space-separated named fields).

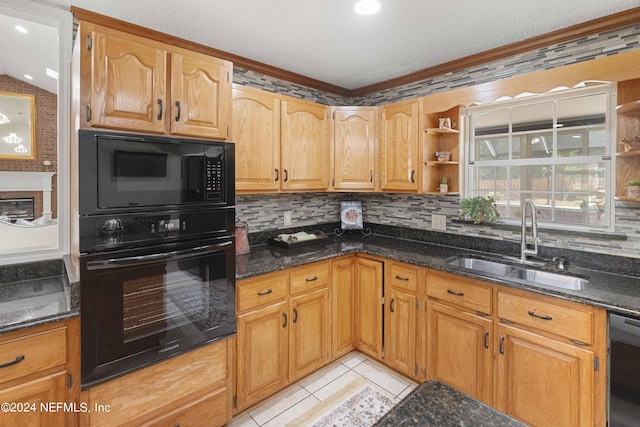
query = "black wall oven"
xmin=78 ymin=130 xmax=236 ymax=389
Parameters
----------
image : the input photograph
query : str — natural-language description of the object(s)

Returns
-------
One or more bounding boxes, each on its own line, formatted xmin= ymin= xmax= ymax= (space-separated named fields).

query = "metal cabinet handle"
xmin=447 ymin=289 xmax=464 ymax=297
xmin=410 ymin=169 xmax=415 ymax=183
xmin=293 ymin=307 xmax=298 ymax=323
xmin=484 ymin=330 xmax=489 ymax=349
xmin=175 ymin=101 xmax=181 ymax=121
xmin=390 ymin=298 xmax=395 ymax=313
xmin=284 ymin=169 xmax=289 ymax=182
xmin=0 ymin=355 xmax=24 ymax=369
xmin=305 ymin=276 xmax=318 ymax=282
xmin=395 ymin=275 xmax=409 ymax=281
xmin=370 ymin=170 xmax=373 ymax=182
xmin=157 ymin=98 xmax=163 ymax=120
xmin=282 ymin=312 xmax=287 ymax=328
xmin=499 ymin=336 xmax=505 ymax=354
xmin=257 ymin=289 xmax=273 ymax=296
xmin=528 ymin=310 xmax=552 ymax=321
xmin=275 ymin=168 xmax=279 ymax=182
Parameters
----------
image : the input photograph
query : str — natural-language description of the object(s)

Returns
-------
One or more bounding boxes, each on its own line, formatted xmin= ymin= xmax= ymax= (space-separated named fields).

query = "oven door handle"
xmin=86 ymin=241 xmax=232 ymax=270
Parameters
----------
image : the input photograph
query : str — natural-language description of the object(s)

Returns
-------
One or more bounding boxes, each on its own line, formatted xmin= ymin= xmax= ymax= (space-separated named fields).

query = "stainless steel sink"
xmin=447 ymin=256 xmax=516 ymax=276
xmin=446 ymin=254 xmax=589 ymax=290
xmin=511 ymin=268 xmax=588 ymax=290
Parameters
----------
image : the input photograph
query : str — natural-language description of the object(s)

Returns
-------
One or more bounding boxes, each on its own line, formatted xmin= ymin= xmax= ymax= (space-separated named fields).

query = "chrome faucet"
xmin=520 ymin=198 xmax=539 ymax=261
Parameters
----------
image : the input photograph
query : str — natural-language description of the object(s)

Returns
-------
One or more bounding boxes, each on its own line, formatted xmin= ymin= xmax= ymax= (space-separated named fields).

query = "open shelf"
xmin=615 ymin=150 xmax=640 ymax=157
xmin=424 ymin=191 xmax=459 ymax=195
xmin=425 ymin=161 xmax=459 ymax=166
xmin=425 ymin=127 xmax=460 ymax=135
xmin=615 ymin=196 xmax=640 ymax=202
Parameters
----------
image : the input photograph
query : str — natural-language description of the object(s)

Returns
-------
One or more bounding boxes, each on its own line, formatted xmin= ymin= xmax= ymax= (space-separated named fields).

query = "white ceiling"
xmin=6 ymin=0 xmax=640 ymax=93
xmin=0 ymin=12 xmax=58 ymax=94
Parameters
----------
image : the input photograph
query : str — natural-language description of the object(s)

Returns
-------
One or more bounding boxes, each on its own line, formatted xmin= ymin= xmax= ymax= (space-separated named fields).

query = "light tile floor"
xmin=229 ymin=351 xmax=418 ymax=427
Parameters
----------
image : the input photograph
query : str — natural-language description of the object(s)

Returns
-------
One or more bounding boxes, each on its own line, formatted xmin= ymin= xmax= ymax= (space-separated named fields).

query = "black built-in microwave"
xmin=78 ymin=130 xmax=235 ymax=216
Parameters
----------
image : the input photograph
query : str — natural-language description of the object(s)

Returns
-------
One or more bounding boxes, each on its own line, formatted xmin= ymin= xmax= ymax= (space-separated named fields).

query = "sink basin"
xmin=511 ymin=268 xmax=588 ymax=290
xmin=446 ymin=255 xmax=516 ymax=276
xmin=446 ymin=254 xmax=589 ymax=291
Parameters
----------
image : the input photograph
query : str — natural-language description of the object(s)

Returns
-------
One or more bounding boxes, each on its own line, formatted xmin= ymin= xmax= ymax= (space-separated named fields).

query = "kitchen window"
xmin=465 ymin=84 xmax=615 ymax=230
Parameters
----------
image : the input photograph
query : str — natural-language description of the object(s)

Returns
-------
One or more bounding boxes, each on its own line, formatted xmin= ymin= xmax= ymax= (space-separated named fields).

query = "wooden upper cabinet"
xmin=232 ymin=85 xmax=281 ymax=192
xmin=280 ymin=98 xmax=330 ymax=191
xmin=88 ymin=26 xmax=167 ymax=134
xmin=380 ymin=99 xmax=420 ymax=192
xmin=332 ymin=107 xmax=377 ymax=191
xmin=78 ymin=22 xmax=231 ymax=139
xmin=170 ymin=50 xmax=232 ymax=139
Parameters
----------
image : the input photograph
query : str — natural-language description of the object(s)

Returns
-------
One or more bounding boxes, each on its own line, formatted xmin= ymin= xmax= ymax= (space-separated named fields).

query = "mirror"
xmin=0 ymin=91 xmax=35 ymax=159
xmin=0 ymin=0 xmax=72 ymax=264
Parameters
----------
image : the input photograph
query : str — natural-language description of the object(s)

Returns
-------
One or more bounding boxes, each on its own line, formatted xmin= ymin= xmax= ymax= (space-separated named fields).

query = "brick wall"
xmin=0 ymin=75 xmax=57 ymax=219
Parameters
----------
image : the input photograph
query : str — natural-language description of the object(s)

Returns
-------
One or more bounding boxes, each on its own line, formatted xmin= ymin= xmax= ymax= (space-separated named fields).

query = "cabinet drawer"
xmin=388 ymin=263 xmax=419 ymax=293
xmin=237 ymin=271 xmax=288 ymax=313
xmin=427 ymin=272 xmax=492 ymax=315
xmin=0 ymin=327 xmax=67 ymax=385
xmin=140 ymin=387 xmax=228 ymax=427
xmin=497 ymin=290 xmax=593 ymax=344
xmin=290 ymin=262 xmax=330 ymax=295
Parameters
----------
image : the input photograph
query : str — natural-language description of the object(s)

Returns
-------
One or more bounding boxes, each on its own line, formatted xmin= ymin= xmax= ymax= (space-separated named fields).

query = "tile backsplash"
xmin=237 ymin=193 xmax=640 ymax=259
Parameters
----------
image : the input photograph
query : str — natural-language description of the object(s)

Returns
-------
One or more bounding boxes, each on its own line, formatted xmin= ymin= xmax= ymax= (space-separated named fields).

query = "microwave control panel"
xmin=206 ymin=157 xmax=223 ymax=201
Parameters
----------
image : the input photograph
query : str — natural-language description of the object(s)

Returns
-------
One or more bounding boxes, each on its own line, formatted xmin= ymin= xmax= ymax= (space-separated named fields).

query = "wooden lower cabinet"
xmin=385 ymin=286 xmax=417 ymax=377
xmin=0 ymin=318 xmax=79 ymax=427
xmin=354 ymin=257 xmax=384 ymax=359
xmin=289 ymin=288 xmax=330 ymax=381
xmin=236 ymin=301 xmax=289 ymax=410
xmin=0 ymin=372 xmax=67 ymax=427
xmin=330 ymin=257 xmax=356 ymax=358
xmin=496 ymin=323 xmax=595 ymax=427
xmin=82 ymin=337 xmax=233 ymax=427
xmin=235 ymin=261 xmax=331 ymax=412
xmin=426 ymin=302 xmax=492 ymax=404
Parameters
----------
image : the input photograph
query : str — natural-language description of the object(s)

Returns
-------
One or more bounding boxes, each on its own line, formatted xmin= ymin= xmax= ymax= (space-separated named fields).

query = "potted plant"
xmin=460 ymin=196 xmax=500 ymax=224
xmin=439 ymin=177 xmax=448 ymax=193
xmin=627 ymin=179 xmax=640 ymax=198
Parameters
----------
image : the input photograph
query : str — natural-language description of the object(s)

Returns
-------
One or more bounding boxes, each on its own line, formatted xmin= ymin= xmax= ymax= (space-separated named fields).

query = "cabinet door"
xmin=170 ymin=50 xmax=231 ymax=139
xmin=496 ymin=323 xmax=594 ymax=427
xmin=232 ymin=85 xmax=281 ymax=192
xmin=380 ymin=99 xmax=420 ymax=191
xmin=289 ymin=288 xmax=330 ymax=381
xmin=385 ymin=287 xmax=417 ymax=377
xmin=426 ymin=302 xmax=493 ymax=404
xmin=90 ymin=28 xmax=167 ymax=133
xmin=0 ymin=371 xmax=66 ymax=427
xmin=354 ymin=257 xmax=383 ymax=359
xmin=237 ymin=302 xmax=289 ymax=411
xmin=332 ymin=107 xmax=377 ymax=191
xmin=280 ymin=98 xmax=330 ymax=191
xmin=331 ymin=257 xmax=355 ymax=358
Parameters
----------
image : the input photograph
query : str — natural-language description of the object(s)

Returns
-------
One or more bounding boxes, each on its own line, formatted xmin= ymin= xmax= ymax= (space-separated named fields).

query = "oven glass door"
xmin=80 ymin=237 xmax=235 ymax=388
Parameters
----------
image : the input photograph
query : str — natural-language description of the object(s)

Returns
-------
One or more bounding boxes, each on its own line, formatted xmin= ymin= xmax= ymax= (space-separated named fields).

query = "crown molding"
xmin=71 ymin=6 xmax=640 ymax=99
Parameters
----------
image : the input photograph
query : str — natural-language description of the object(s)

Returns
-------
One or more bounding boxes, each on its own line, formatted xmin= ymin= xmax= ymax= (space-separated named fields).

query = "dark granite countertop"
xmin=237 ymin=232 xmax=640 ymax=317
xmin=374 ymin=380 xmax=525 ymax=427
xmin=0 ymin=258 xmax=80 ymax=335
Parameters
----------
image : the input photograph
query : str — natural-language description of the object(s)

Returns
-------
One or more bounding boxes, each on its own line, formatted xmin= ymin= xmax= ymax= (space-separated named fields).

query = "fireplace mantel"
xmin=0 ymin=172 xmax=55 ymax=220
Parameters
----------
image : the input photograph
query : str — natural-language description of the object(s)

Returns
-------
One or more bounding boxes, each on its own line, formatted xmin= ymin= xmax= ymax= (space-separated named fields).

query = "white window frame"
xmin=463 ymin=83 xmax=616 ymax=232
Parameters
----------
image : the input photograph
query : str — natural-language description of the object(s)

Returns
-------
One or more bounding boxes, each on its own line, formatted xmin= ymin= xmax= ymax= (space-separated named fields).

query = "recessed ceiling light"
xmin=46 ymin=68 xmax=58 ymax=80
xmin=24 ymin=74 xmax=33 ymax=80
xmin=14 ymin=25 xmax=27 ymax=34
xmin=355 ymin=0 xmax=381 ymax=15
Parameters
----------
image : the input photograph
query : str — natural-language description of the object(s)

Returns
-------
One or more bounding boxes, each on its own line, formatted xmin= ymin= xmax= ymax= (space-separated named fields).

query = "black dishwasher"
xmin=609 ymin=313 xmax=640 ymax=427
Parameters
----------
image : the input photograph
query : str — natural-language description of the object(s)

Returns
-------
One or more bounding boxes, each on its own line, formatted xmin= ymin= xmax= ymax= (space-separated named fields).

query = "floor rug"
xmin=287 ymin=378 xmax=394 ymax=427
